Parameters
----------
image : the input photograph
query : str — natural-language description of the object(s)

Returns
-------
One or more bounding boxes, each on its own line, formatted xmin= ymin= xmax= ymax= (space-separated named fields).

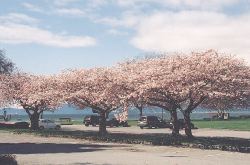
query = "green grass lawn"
xmin=192 ymin=119 xmax=250 ymax=131
xmin=71 ymin=120 xmax=83 ymax=125
xmin=128 ymin=119 xmax=250 ymax=131
xmin=127 ymin=120 xmax=138 ymax=126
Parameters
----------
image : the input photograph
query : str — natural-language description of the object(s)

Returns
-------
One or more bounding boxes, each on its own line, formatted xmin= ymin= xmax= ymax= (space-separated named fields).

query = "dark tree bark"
xmin=3 ymin=110 xmax=11 ymax=121
xmin=29 ymin=111 xmax=40 ymax=130
xmin=182 ymin=96 xmax=206 ymax=138
xmin=170 ymin=110 xmax=179 ymax=136
xmin=136 ymin=105 xmax=143 ymax=117
xmin=183 ymin=111 xmax=193 ymax=138
xmin=99 ymin=111 xmax=107 ymax=136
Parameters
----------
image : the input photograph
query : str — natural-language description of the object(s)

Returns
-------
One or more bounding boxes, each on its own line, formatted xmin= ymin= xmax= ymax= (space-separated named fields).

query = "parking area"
xmin=1 ymin=131 xmax=250 ymax=165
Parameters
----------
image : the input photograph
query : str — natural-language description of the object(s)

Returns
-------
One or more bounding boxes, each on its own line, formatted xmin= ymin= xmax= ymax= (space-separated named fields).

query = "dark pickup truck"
xmin=137 ymin=116 xmax=172 ymax=129
xmin=83 ymin=115 xmax=129 ymax=127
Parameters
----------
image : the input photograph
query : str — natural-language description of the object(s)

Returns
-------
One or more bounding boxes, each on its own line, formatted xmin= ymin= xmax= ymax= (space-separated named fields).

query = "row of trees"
xmin=118 ymin=50 xmax=250 ymax=137
xmin=0 ymin=50 xmax=249 ymax=137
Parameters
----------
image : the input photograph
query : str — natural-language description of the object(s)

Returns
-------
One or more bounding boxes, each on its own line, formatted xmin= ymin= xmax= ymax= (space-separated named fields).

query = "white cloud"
xmin=55 ymin=8 xmax=85 ymax=16
xmin=0 ymin=13 xmax=39 ymax=24
xmin=86 ymin=0 xmax=108 ymax=9
xmin=107 ymin=29 xmax=128 ymax=36
xmin=0 ymin=12 xmax=96 ymax=48
xmin=93 ymin=0 xmax=240 ymax=28
xmin=0 ymin=23 xmax=96 ymax=48
xmin=116 ymin=0 xmax=239 ymax=10
xmin=131 ymin=11 xmax=250 ymax=63
xmin=53 ymin=0 xmax=80 ymax=6
xmin=163 ymin=0 xmax=238 ymax=9
xmin=95 ymin=12 xmax=142 ymax=28
xmin=22 ymin=2 xmax=43 ymax=12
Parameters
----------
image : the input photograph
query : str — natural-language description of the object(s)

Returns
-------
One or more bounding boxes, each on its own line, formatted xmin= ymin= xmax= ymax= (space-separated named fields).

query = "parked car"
xmin=84 ymin=115 xmax=100 ymax=126
xmin=138 ymin=116 xmax=171 ymax=129
xmin=0 ymin=121 xmax=29 ymax=129
xmin=84 ymin=115 xmax=130 ymax=127
xmin=39 ymin=119 xmax=61 ymax=130
xmin=0 ymin=122 xmax=14 ymax=128
xmin=106 ymin=118 xmax=130 ymax=127
xmin=106 ymin=118 xmax=119 ymax=127
xmin=14 ymin=121 xmax=29 ymax=129
xmin=119 ymin=120 xmax=130 ymax=127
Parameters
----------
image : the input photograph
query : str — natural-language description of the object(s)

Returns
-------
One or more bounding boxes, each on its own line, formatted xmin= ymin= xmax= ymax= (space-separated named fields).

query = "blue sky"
xmin=0 ymin=0 xmax=250 ymax=75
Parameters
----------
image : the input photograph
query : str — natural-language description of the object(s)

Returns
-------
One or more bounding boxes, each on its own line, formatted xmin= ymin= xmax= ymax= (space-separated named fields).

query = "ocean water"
xmin=1 ymin=107 xmax=250 ymax=122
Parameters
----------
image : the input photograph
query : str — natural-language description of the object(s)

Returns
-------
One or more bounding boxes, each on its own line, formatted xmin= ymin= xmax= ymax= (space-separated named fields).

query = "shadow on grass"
xmin=0 ymin=143 xmax=118 ymax=155
xmin=2 ymin=128 xmax=250 ymax=153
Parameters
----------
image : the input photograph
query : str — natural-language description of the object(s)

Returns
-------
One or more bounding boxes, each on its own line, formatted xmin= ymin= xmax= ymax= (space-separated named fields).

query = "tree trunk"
xmin=136 ymin=106 xmax=143 ymax=117
xmin=138 ymin=107 xmax=143 ymax=117
xmin=184 ymin=111 xmax=193 ymax=138
xmin=170 ymin=110 xmax=179 ymax=136
xmin=99 ymin=111 xmax=107 ymax=136
xmin=29 ymin=111 xmax=40 ymax=130
xmin=105 ymin=112 xmax=110 ymax=119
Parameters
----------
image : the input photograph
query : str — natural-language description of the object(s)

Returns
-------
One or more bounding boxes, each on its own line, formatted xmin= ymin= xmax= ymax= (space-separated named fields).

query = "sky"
xmin=0 ymin=0 xmax=250 ymax=75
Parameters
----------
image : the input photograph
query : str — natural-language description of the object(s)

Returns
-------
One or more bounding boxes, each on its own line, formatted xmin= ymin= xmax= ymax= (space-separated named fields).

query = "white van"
xmin=39 ymin=119 xmax=61 ymax=130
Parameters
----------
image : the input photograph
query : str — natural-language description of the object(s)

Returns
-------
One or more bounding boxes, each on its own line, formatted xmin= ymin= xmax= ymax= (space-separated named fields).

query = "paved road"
xmin=61 ymin=125 xmax=250 ymax=139
xmin=0 ymin=132 xmax=250 ymax=165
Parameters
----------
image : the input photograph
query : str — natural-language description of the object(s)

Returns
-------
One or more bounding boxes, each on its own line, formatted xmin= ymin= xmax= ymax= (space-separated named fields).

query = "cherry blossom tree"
xmin=114 ymin=103 xmax=129 ymax=122
xmin=202 ymin=95 xmax=250 ymax=116
xmin=114 ymin=64 xmax=146 ymax=118
xmin=1 ymin=73 xmax=63 ymax=130
xmin=118 ymin=50 xmax=250 ymax=138
xmin=117 ymin=56 xmax=182 ymax=136
xmin=118 ymin=58 xmax=179 ymax=135
xmin=172 ymin=50 xmax=250 ymax=137
xmin=57 ymin=68 xmax=126 ymax=136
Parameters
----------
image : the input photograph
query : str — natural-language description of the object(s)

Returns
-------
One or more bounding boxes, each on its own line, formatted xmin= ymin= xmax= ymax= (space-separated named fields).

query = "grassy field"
xmin=127 ymin=120 xmax=138 ymax=126
xmin=192 ymin=119 xmax=250 ymax=131
xmin=128 ymin=119 xmax=250 ymax=131
xmin=71 ymin=120 xmax=83 ymax=125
